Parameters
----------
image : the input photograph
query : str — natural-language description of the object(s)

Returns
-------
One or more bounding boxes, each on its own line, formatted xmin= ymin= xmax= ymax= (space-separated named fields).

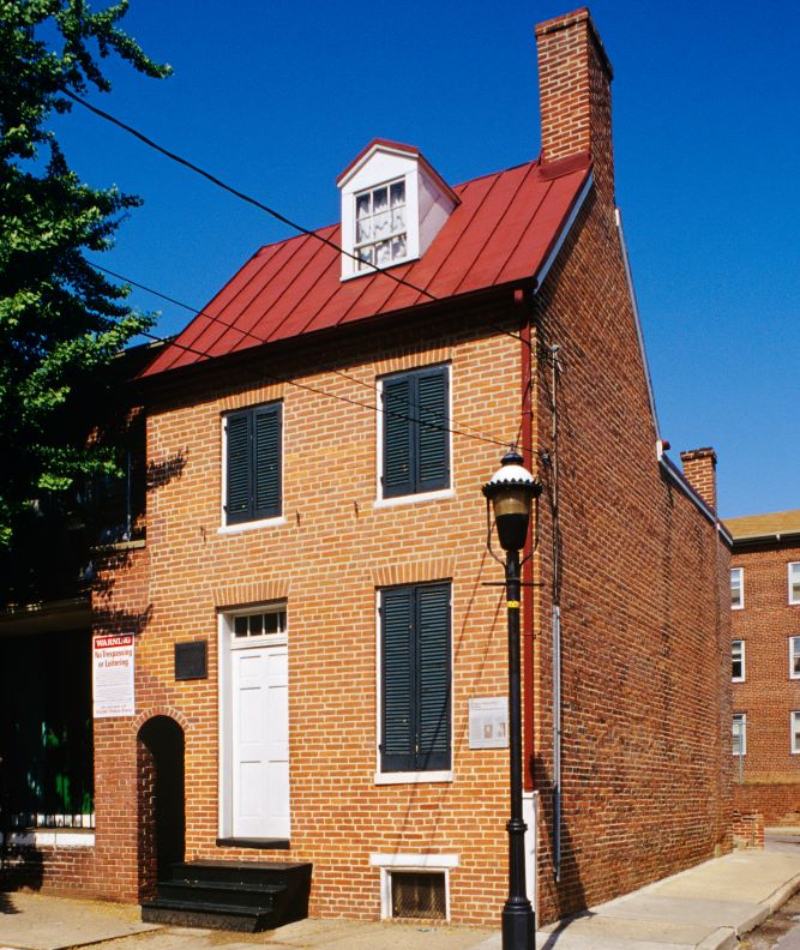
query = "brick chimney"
xmin=680 ymin=448 xmax=718 ymax=513
xmin=535 ymin=8 xmax=615 ymax=202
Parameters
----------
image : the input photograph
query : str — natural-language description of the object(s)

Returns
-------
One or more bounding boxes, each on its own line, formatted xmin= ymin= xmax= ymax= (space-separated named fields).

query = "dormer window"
xmin=337 ymin=139 xmax=459 ymax=281
xmin=355 ymin=180 xmax=407 ymax=271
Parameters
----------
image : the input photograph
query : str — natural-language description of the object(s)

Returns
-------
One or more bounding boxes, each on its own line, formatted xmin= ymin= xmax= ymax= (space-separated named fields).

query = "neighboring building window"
xmin=793 ymin=712 xmax=800 ymax=755
xmin=380 ymin=582 xmax=451 ymax=773
xmin=790 ymin=563 xmax=800 ymax=605
xmin=224 ymin=403 xmax=282 ymax=524
xmin=355 ymin=180 xmax=407 ymax=271
xmin=790 ymin=638 xmax=800 ymax=679
xmin=732 ymin=713 xmax=747 ymax=756
xmin=732 ymin=640 xmax=745 ymax=682
xmin=730 ymin=568 xmax=744 ymax=609
xmin=381 ymin=366 xmax=450 ymax=499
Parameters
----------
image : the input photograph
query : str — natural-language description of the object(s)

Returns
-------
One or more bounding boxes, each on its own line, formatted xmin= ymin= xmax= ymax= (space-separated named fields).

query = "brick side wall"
xmin=734 ymin=783 xmax=800 ymax=826
xmin=731 ymin=541 xmax=800 ymax=823
xmin=530 ymin=184 xmax=732 ymax=922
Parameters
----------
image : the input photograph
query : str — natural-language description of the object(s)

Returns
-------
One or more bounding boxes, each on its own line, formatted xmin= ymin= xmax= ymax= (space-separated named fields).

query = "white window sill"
xmin=731 ymin=604 xmax=744 ymax=611
xmin=370 ymin=852 xmax=459 ymax=868
xmin=374 ymin=489 xmax=454 ymax=510
xmin=218 ymin=516 xmax=286 ymax=535
xmin=732 ymin=677 xmax=745 ymax=684
xmin=374 ymin=770 xmax=453 ymax=785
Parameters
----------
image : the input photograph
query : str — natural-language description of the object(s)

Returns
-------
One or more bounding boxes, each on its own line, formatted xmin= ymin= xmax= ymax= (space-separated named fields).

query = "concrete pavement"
xmin=2 ymin=836 xmax=800 ymax=950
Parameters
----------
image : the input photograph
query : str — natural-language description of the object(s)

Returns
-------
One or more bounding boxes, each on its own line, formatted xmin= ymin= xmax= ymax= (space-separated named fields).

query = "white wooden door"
xmin=231 ymin=644 xmax=289 ymax=838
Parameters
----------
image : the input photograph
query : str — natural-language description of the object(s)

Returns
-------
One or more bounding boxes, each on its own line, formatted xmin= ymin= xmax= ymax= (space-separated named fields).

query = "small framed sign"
xmin=469 ymin=696 xmax=509 ymax=749
xmin=175 ymin=640 xmax=207 ymax=681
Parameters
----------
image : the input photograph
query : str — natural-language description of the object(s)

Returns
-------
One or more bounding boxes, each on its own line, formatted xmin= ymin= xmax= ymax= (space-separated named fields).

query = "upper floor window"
xmin=379 ymin=582 xmax=451 ymax=774
xmin=337 ymin=140 xmax=458 ymax=281
xmin=730 ymin=568 xmax=744 ymax=610
xmin=355 ymin=180 xmax=407 ymax=272
xmin=732 ymin=713 xmax=746 ymax=757
xmin=790 ymin=637 xmax=800 ymax=679
xmin=732 ymin=640 xmax=745 ymax=682
xmin=380 ymin=365 xmax=450 ymax=500
xmin=790 ymin=563 xmax=800 ymax=605
xmin=223 ymin=402 xmax=282 ymax=525
xmin=792 ymin=712 xmax=800 ymax=755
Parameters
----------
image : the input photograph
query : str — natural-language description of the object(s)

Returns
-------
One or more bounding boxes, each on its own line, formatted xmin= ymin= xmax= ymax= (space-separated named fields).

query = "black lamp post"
xmin=483 ymin=448 xmax=542 ymax=950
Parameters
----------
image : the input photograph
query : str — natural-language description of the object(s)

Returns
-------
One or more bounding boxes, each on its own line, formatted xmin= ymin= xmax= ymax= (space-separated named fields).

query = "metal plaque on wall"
xmin=175 ymin=640 xmax=207 ymax=681
xmin=469 ymin=696 xmax=509 ymax=749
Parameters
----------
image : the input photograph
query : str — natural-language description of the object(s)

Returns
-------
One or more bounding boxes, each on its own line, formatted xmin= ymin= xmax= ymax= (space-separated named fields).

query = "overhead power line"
xmin=95 ymin=263 xmax=512 ymax=450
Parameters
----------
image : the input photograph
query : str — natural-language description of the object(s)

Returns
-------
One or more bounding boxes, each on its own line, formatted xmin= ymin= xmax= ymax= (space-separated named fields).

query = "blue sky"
xmin=48 ymin=0 xmax=799 ymax=518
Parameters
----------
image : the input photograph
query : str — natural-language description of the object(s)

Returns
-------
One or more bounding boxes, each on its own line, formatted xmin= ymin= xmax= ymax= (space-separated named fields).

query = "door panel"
xmin=232 ymin=645 xmax=289 ymax=838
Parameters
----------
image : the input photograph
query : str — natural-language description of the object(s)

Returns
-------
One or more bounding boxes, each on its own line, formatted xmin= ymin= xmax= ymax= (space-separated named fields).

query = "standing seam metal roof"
xmin=142 ymin=152 xmax=592 ymax=377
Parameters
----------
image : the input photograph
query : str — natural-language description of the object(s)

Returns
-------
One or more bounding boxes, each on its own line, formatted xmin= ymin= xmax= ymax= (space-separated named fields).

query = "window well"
xmin=390 ymin=871 xmax=446 ymax=920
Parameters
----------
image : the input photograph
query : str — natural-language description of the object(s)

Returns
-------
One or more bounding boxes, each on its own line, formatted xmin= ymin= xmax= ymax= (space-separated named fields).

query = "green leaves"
xmin=0 ymin=0 xmax=169 ymax=545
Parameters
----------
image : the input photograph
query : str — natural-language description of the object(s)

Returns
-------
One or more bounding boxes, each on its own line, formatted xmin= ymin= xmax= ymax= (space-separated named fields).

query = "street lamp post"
xmin=483 ymin=449 xmax=542 ymax=950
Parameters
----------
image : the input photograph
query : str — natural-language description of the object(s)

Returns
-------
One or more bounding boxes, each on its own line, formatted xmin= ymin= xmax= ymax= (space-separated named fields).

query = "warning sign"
xmin=93 ymin=634 xmax=135 ymax=718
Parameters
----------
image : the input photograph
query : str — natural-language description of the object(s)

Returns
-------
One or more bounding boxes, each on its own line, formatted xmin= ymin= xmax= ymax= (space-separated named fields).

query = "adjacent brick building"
xmin=6 ymin=8 xmax=734 ymax=928
xmin=726 ymin=510 xmax=800 ymax=826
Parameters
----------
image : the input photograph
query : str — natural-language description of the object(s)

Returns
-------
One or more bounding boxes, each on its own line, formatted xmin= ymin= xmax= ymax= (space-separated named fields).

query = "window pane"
xmin=249 ymin=613 xmax=264 ymax=636
xmin=373 ymin=187 xmax=388 ymax=211
xmin=792 ymin=564 xmax=800 ymax=603
xmin=391 ymin=235 xmax=407 ymax=260
xmin=390 ymin=181 xmax=405 ymax=207
xmin=376 ymin=240 xmax=391 ymax=266
xmin=357 ymin=218 xmax=373 ymax=243
xmin=356 ymin=193 xmax=371 ymax=218
xmin=732 ymin=715 xmax=745 ymax=755
xmin=234 ymin=616 xmax=248 ymax=637
xmin=391 ymin=206 xmax=406 ymax=233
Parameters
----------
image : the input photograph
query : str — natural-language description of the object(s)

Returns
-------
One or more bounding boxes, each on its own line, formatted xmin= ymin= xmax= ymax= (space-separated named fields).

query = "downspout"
xmin=517 ymin=289 xmax=535 ymax=793
xmin=550 ymin=346 xmax=562 ymax=882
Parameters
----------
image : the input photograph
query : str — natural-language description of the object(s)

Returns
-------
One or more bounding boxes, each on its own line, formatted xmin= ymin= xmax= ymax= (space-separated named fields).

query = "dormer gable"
xmin=336 ymin=139 xmax=459 ymax=281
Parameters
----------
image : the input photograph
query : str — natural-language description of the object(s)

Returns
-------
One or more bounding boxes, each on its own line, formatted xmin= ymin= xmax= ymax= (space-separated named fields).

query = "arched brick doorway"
xmin=137 ymin=716 xmax=185 ymax=900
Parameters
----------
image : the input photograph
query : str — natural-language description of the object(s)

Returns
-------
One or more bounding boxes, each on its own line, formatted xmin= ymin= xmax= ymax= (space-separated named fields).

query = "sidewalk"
xmin=2 ymin=839 xmax=800 ymax=950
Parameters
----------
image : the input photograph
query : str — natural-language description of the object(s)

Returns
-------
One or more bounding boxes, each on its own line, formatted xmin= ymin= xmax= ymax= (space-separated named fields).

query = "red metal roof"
xmin=143 ymin=152 xmax=592 ymax=378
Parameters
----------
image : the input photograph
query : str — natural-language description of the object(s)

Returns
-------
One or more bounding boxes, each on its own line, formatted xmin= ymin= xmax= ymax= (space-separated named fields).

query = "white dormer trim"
xmin=337 ymin=140 xmax=458 ymax=281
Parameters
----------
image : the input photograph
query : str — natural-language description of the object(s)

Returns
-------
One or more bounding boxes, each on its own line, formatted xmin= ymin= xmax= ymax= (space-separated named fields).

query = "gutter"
xmin=729 ymin=530 xmax=800 ymax=547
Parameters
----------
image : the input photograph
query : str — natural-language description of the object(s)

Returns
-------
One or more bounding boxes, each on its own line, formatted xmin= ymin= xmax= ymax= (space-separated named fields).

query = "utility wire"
xmin=94 ymin=262 xmax=513 ymax=449
xmin=96 ymin=266 xmax=511 ymax=450
xmin=64 ymin=89 xmax=528 ymax=347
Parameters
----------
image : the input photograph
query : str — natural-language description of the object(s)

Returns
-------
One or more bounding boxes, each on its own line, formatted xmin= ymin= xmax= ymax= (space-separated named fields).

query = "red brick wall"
xmin=731 ymin=541 xmax=800 ymax=822
xmin=734 ymin=783 xmax=800 ymax=826
xmin=1 ymin=840 xmax=97 ymax=896
xmin=93 ymin=305 xmax=531 ymax=925
xmin=529 ymin=175 xmax=732 ymax=922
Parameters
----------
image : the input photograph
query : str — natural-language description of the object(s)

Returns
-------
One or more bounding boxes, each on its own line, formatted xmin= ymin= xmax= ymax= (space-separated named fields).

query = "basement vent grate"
xmin=390 ymin=871 xmax=446 ymax=920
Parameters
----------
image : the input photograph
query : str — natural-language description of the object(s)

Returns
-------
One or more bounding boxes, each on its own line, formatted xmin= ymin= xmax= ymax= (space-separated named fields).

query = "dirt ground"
xmin=739 ymin=892 xmax=800 ymax=950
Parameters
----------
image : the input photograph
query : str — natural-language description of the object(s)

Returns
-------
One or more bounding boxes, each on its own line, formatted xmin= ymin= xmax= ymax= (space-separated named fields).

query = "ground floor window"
xmin=379 ymin=582 xmax=451 ymax=774
xmin=0 ymin=631 xmax=94 ymax=827
xmin=732 ymin=713 xmax=747 ymax=757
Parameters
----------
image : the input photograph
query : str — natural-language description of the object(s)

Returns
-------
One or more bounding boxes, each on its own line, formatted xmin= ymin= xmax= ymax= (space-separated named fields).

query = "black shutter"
xmin=416 ymin=584 xmax=451 ymax=770
xmin=381 ymin=586 xmax=415 ymax=772
xmin=416 ymin=368 xmax=449 ymax=493
xmin=382 ymin=375 xmax=413 ymax=498
xmin=225 ymin=412 xmax=251 ymax=523
xmin=253 ymin=404 xmax=282 ymax=518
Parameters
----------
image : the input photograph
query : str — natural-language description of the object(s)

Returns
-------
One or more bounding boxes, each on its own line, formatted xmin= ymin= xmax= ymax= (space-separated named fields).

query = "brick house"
xmin=9 ymin=8 xmax=733 ymax=928
xmin=725 ymin=510 xmax=800 ymax=826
